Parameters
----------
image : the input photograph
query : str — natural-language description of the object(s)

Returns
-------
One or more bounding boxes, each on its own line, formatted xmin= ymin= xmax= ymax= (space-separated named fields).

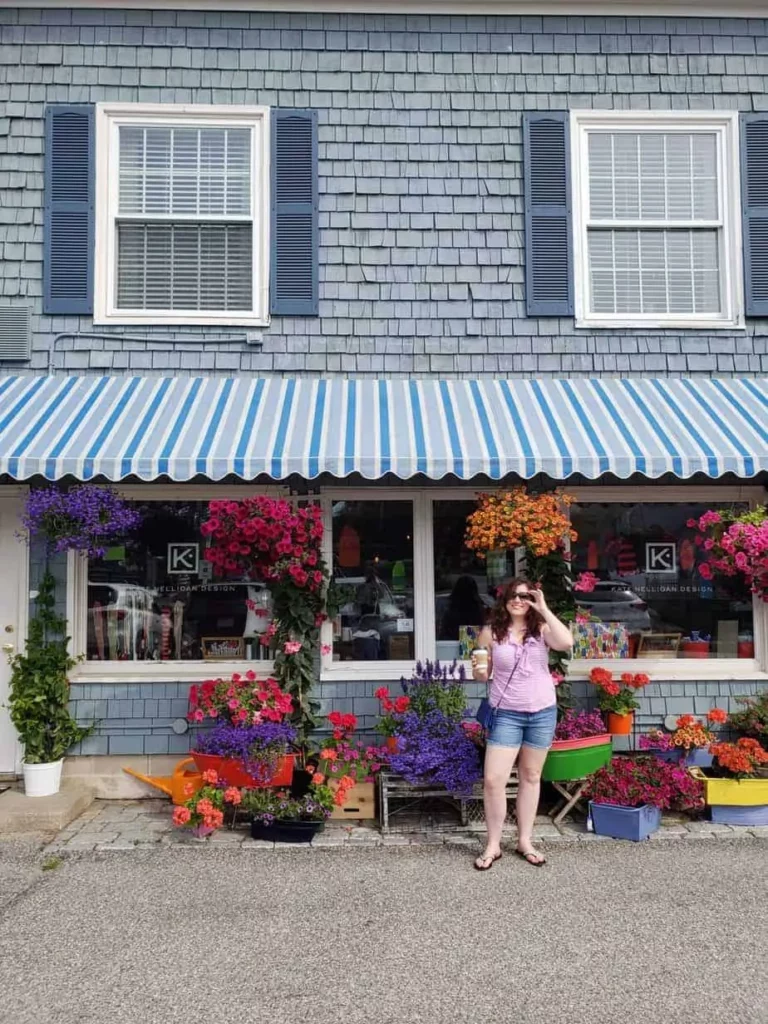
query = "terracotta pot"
xmin=607 ymin=712 xmax=634 ymax=736
xmin=386 ymin=737 xmax=399 ymax=753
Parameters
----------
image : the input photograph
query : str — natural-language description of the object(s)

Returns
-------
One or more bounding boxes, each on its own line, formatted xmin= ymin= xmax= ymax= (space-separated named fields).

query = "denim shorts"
xmin=486 ymin=705 xmax=557 ymax=750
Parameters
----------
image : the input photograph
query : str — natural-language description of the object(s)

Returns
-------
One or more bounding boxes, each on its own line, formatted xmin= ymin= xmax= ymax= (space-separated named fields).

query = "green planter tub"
xmin=542 ymin=735 xmax=613 ymax=783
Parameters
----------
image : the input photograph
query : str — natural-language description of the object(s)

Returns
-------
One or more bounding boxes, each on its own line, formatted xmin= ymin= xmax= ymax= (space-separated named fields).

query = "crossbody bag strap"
xmin=491 ymin=642 xmax=524 ymax=710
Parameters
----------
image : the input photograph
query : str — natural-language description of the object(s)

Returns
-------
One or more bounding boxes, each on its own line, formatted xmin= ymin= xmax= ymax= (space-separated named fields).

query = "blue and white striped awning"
xmin=0 ymin=375 xmax=766 ymax=482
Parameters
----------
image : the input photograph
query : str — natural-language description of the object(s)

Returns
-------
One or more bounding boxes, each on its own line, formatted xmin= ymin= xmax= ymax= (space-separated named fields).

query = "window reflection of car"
xmin=88 ymin=583 xmax=161 ymax=641
xmin=575 ymin=580 xmax=652 ymax=632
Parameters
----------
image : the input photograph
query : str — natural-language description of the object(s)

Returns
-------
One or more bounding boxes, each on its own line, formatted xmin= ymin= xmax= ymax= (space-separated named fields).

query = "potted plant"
xmin=727 ymin=690 xmax=768 ymax=743
xmin=243 ymin=781 xmax=335 ymax=843
xmin=589 ymin=668 xmax=650 ymax=735
xmin=381 ymin=662 xmax=483 ymax=795
xmin=6 ymin=572 xmax=94 ymax=797
xmin=585 ymin=756 xmax=704 ymax=841
xmin=374 ymin=687 xmax=412 ymax=751
xmin=171 ymin=770 xmax=243 ymax=839
xmin=191 ymin=721 xmax=297 ymax=788
xmin=315 ymin=711 xmax=386 ymax=820
xmin=188 ymin=672 xmax=297 ymax=786
xmin=541 ymin=709 xmax=612 ymax=782
xmin=640 ymin=710 xmax=726 ymax=768
xmin=690 ymin=737 xmax=768 ymax=826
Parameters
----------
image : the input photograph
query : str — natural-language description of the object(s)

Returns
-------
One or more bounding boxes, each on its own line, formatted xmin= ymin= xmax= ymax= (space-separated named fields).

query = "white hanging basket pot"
xmin=22 ymin=759 xmax=64 ymax=798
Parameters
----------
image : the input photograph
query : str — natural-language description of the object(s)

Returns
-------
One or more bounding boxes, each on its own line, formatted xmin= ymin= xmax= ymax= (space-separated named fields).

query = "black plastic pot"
xmin=250 ymin=819 xmax=325 ymax=843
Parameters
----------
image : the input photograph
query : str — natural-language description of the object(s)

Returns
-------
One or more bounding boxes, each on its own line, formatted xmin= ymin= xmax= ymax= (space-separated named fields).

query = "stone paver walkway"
xmin=42 ymin=798 xmax=768 ymax=854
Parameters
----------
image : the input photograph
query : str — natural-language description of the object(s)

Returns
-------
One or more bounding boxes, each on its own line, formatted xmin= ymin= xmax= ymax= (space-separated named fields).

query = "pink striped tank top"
xmin=489 ymin=632 xmax=556 ymax=713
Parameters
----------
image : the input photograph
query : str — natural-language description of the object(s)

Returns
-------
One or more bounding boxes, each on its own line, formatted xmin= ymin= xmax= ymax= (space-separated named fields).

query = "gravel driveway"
xmin=0 ymin=840 xmax=765 ymax=1024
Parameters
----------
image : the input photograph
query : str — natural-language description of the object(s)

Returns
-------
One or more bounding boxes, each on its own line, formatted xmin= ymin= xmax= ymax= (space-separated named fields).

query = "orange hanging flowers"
xmin=464 ymin=488 xmax=576 ymax=559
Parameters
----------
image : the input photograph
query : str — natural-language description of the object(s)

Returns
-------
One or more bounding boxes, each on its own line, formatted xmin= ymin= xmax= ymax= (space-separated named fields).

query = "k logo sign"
xmin=645 ymin=542 xmax=676 ymax=574
xmin=168 ymin=543 xmax=199 ymax=575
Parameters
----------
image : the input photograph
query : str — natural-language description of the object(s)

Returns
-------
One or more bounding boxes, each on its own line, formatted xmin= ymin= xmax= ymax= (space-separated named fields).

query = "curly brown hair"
xmin=489 ymin=578 xmax=543 ymax=644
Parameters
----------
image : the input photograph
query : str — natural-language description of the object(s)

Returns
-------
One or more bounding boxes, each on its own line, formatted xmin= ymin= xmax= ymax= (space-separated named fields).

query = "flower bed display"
xmin=639 ymin=709 xmax=728 ymax=768
xmin=376 ymin=662 xmax=483 ymax=796
xmin=585 ymin=756 xmax=704 ymax=841
xmin=542 ymin=709 xmax=612 ymax=782
xmin=690 ymin=736 xmax=768 ymax=825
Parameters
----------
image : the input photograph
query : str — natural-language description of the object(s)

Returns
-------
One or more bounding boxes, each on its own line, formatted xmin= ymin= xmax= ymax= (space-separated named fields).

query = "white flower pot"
xmin=22 ymin=759 xmax=64 ymax=798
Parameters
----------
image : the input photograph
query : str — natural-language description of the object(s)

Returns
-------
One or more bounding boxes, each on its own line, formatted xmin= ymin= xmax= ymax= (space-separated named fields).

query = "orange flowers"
xmin=707 ymin=707 xmax=728 ymax=725
xmin=671 ymin=715 xmax=713 ymax=751
xmin=710 ymin=737 xmax=768 ymax=776
xmin=464 ymin=488 xmax=576 ymax=559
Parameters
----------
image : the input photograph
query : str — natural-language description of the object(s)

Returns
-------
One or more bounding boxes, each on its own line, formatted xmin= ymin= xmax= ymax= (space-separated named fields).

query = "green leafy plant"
xmin=727 ymin=690 xmax=768 ymax=743
xmin=241 ymin=783 xmax=335 ymax=823
xmin=6 ymin=572 xmax=94 ymax=764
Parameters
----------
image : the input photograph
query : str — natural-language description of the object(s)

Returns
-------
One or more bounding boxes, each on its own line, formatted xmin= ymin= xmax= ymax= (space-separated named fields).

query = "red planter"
xmin=549 ymin=733 xmax=613 ymax=752
xmin=681 ymin=640 xmax=710 ymax=659
xmin=191 ymin=752 xmax=295 ymax=789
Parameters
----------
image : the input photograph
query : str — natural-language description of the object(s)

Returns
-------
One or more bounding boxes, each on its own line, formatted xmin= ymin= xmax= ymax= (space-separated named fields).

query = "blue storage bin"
xmin=710 ymin=804 xmax=768 ymax=826
xmin=589 ymin=801 xmax=662 ymax=841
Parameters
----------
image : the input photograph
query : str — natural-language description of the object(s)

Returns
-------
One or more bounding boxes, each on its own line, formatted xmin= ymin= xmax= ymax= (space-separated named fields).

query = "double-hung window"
xmin=95 ymin=104 xmax=269 ymax=326
xmin=571 ymin=112 xmax=742 ymax=329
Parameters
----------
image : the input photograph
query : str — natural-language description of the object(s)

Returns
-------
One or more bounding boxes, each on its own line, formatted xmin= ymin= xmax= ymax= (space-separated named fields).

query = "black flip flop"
xmin=474 ymin=852 xmax=502 ymax=871
xmin=515 ymin=848 xmax=547 ymax=867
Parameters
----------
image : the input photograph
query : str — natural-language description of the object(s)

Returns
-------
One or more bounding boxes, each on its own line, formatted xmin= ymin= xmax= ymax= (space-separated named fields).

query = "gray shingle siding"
xmin=67 ymin=678 xmax=767 ymax=754
xmin=1 ymin=10 xmax=768 ymax=376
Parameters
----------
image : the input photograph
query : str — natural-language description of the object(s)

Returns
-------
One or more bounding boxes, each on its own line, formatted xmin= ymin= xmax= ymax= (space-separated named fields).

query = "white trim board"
xmin=12 ymin=1 xmax=768 ymax=18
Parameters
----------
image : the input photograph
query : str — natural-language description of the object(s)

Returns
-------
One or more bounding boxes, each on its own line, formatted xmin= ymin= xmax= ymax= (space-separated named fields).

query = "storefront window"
xmin=570 ymin=503 xmax=754 ymax=660
xmin=86 ymin=501 xmax=273 ymax=662
xmin=330 ymin=500 xmax=414 ymax=661
xmin=433 ymin=501 xmax=496 ymax=662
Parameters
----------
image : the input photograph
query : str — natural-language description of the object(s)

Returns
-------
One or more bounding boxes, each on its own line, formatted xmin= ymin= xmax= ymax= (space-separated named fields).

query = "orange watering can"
xmin=122 ymin=757 xmax=204 ymax=805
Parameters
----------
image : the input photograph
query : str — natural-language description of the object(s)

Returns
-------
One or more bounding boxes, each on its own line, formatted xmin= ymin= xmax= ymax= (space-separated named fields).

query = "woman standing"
xmin=471 ymin=579 xmax=573 ymax=870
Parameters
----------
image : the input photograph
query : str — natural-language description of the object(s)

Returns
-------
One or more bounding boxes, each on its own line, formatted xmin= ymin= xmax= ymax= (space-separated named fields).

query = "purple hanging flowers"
xmin=22 ymin=485 xmax=142 ymax=558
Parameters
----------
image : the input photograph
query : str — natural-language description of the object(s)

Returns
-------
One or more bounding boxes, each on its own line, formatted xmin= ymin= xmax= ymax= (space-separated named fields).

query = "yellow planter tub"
xmin=689 ymin=767 xmax=768 ymax=806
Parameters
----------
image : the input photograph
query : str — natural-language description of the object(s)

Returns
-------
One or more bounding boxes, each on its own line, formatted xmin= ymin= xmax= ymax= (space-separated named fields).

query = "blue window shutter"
xmin=270 ymin=109 xmax=318 ymax=317
xmin=44 ymin=104 xmax=95 ymax=316
xmin=741 ymin=113 xmax=768 ymax=318
xmin=523 ymin=112 xmax=573 ymax=317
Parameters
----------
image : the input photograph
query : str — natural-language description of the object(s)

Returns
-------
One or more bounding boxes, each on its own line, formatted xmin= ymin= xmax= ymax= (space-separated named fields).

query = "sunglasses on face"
xmin=508 ymin=592 xmax=534 ymax=602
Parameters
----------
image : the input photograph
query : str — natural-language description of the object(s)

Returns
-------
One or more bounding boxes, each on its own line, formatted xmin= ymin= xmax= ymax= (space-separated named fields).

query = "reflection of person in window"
xmin=356 ymin=567 xmax=387 ymax=616
xmin=439 ymin=575 xmax=487 ymax=641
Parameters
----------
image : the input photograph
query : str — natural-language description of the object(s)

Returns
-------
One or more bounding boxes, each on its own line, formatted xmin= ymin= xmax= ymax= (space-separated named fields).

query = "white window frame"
xmin=67 ymin=484 xmax=287 ymax=683
xmin=94 ymin=103 xmax=271 ymax=328
xmin=319 ymin=490 xmax=433 ymax=681
xmin=570 ymin=110 xmax=743 ymax=331
xmin=320 ymin=485 xmax=768 ymax=682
